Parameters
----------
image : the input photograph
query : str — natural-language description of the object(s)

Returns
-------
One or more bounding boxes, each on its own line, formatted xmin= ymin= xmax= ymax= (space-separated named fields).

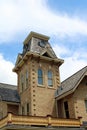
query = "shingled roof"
xmin=22 ymin=31 xmax=57 ymax=58
xmin=13 ymin=32 xmax=64 ymax=72
xmin=0 ymin=83 xmax=20 ymax=103
xmin=55 ymin=66 xmax=87 ymax=99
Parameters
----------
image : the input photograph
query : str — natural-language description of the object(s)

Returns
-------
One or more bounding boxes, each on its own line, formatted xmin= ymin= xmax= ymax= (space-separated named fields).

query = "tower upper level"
xmin=13 ymin=31 xmax=64 ymax=72
xmin=23 ymin=31 xmax=57 ymax=58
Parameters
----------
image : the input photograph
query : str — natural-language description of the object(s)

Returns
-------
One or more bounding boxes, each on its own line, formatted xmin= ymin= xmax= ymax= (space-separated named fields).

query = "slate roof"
xmin=0 ymin=83 xmax=20 ymax=103
xmin=22 ymin=31 xmax=57 ymax=58
xmin=55 ymin=66 xmax=87 ymax=99
xmin=14 ymin=32 xmax=64 ymax=69
xmin=30 ymin=41 xmax=57 ymax=58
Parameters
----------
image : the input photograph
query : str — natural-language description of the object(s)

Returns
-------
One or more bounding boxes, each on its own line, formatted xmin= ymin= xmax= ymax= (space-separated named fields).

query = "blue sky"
xmin=0 ymin=0 xmax=87 ymax=85
xmin=48 ymin=0 xmax=87 ymax=16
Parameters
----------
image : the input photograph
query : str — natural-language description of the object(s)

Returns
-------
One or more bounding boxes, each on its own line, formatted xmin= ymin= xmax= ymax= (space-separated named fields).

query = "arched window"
xmin=48 ymin=70 xmax=53 ymax=87
xmin=25 ymin=70 xmax=28 ymax=88
xmin=21 ymin=74 xmax=24 ymax=92
xmin=38 ymin=69 xmax=43 ymax=85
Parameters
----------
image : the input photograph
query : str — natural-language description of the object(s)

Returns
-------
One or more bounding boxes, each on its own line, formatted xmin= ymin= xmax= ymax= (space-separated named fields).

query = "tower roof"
xmin=24 ymin=31 xmax=50 ymax=44
xmin=22 ymin=31 xmax=57 ymax=58
xmin=13 ymin=32 xmax=64 ymax=72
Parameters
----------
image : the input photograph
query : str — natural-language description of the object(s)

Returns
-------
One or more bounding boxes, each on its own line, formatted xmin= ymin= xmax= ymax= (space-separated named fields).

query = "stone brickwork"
xmin=58 ymin=76 xmax=87 ymax=121
xmin=0 ymin=102 xmax=7 ymax=118
xmin=62 ymin=95 xmax=75 ymax=118
xmin=0 ymin=102 xmax=19 ymax=118
xmin=73 ymin=76 xmax=87 ymax=121
xmin=7 ymin=104 xmax=19 ymax=115
xmin=13 ymin=32 xmax=63 ymax=117
xmin=18 ymin=60 xmax=32 ymax=115
xmin=18 ymin=57 xmax=61 ymax=117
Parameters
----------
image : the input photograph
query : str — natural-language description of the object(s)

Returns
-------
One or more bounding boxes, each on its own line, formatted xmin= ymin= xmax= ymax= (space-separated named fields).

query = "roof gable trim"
xmin=15 ymin=54 xmax=22 ymax=66
xmin=56 ymin=70 xmax=87 ymax=100
xmin=41 ymin=49 xmax=54 ymax=58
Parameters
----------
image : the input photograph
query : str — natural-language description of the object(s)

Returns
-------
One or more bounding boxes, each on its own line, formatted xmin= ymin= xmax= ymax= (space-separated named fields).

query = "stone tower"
xmin=13 ymin=32 xmax=64 ymax=117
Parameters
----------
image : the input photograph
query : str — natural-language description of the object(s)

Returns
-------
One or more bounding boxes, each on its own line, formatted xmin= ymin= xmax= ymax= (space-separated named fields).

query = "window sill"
xmin=37 ymin=84 xmax=45 ymax=88
xmin=48 ymin=86 xmax=56 ymax=90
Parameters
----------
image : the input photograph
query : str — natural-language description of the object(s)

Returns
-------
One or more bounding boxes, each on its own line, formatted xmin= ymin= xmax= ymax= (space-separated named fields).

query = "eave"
xmin=2 ymin=100 xmax=20 ymax=105
xmin=55 ymin=89 xmax=74 ymax=100
xmin=13 ymin=52 xmax=64 ymax=73
xmin=55 ymin=72 xmax=87 ymax=100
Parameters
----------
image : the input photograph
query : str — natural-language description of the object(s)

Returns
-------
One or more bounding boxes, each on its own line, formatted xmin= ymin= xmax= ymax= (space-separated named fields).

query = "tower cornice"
xmin=13 ymin=51 xmax=64 ymax=73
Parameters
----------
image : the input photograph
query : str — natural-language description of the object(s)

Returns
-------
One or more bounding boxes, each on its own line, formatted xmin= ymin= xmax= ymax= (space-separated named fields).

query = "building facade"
xmin=0 ymin=83 xmax=20 ymax=119
xmin=0 ymin=32 xmax=87 ymax=129
xmin=55 ymin=66 xmax=87 ymax=122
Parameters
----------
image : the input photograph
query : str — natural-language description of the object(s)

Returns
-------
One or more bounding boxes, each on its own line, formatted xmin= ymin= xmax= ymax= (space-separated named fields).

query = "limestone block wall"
xmin=61 ymin=76 xmax=87 ymax=121
xmin=7 ymin=104 xmax=19 ymax=115
xmin=0 ymin=102 xmax=7 ymax=118
xmin=59 ymin=95 xmax=75 ymax=119
xmin=30 ymin=58 xmax=60 ymax=117
xmin=18 ymin=57 xmax=61 ymax=117
xmin=18 ymin=60 xmax=31 ymax=115
xmin=73 ymin=76 xmax=87 ymax=121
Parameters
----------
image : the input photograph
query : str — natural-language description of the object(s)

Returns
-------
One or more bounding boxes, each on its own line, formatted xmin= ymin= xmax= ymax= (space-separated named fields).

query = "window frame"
xmin=38 ymin=68 xmax=43 ymax=85
xmin=27 ymin=103 xmax=29 ymax=115
xmin=25 ymin=70 xmax=28 ymax=88
xmin=21 ymin=74 xmax=24 ymax=92
xmin=22 ymin=106 xmax=24 ymax=115
xmin=64 ymin=101 xmax=70 ymax=119
xmin=85 ymin=100 xmax=87 ymax=112
xmin=47 ymin=70 xmax=53 ymax=87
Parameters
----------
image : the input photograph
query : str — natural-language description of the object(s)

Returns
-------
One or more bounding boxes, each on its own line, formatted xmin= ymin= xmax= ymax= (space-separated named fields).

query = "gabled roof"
xmin=41 ymin=49 xmax=54 ymax=58
xmin=0 ymin=83 xmax=20 ymax=103
xmin=55 ymin=66 xmax=87 ymax=99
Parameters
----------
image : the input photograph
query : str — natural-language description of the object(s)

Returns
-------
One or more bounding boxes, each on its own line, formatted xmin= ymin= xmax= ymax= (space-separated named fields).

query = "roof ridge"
xmin=61 ymin=66 xmax=87 ymax=84
xmin=0 ymin=82 xmax=17 ymax=87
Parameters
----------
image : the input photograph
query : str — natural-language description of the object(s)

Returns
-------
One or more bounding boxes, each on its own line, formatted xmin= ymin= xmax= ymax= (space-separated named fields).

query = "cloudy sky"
xmin=0 ymin=0 xmax=87 ymax=85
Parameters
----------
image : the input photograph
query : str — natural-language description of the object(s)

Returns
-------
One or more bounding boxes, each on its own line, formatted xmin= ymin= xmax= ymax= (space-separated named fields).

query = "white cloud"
xmin=0 ymin=54 xmax=17 ymax=85
xmin=60 ymin=56 xmax=87 ymax=81
xmin=53 ymin=44 xmax=70 ymax=57
xmin=0 ymin=0 xmax=87 ymax=84
xmin=53 ymin=44 xmax=87 ymax=81
xmin=0 ymin=0 xmax=87 ymax=42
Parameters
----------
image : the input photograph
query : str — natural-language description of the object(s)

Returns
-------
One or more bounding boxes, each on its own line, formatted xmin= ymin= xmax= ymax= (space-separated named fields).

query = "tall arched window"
xmin=38 ymin=69 xmax=43 ymax=85
xmin=21 ymin=74 xmax=24 ymax=92
xmin=25 ymin=70 xmax=28 ymax=88
xmin=48 ymin=70 xmax=53 ymax=87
